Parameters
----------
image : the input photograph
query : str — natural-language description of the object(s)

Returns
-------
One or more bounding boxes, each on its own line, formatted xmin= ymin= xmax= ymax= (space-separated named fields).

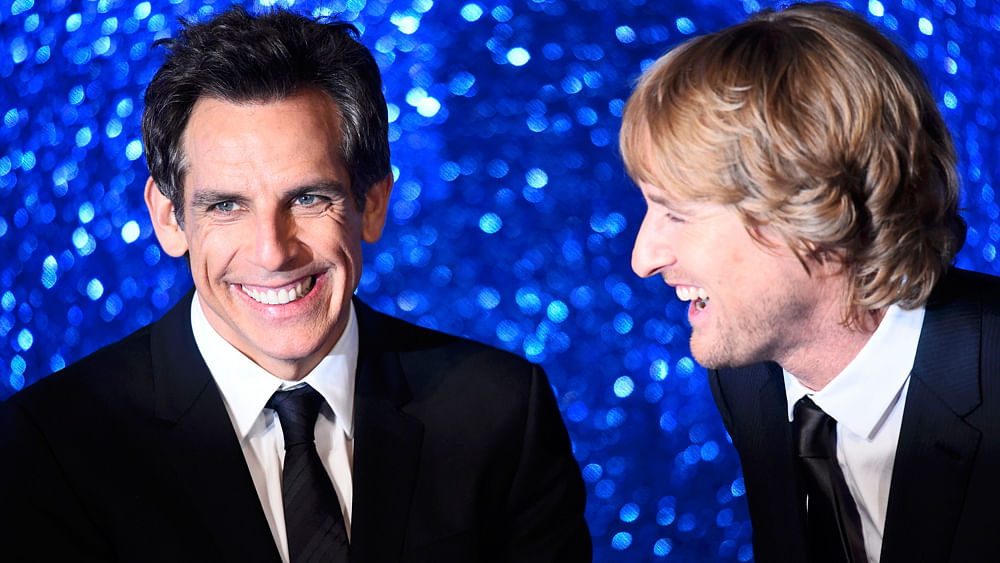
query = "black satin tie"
xmin=267 ymin=385 xmax=350 ymax=563
xmin=793 ymin=396 xmax=867 ymax=563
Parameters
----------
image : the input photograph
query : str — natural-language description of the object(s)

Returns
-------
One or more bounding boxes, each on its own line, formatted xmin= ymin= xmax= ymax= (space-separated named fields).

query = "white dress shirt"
xmin=784 ymin=304 xmax=925 ymax=563
xmin=190 ymin=293 xmax=357 ymax=563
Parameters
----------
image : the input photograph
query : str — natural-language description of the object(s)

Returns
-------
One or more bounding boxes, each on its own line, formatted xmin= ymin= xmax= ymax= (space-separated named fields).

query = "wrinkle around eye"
xmin=292 ymin=198 xmax=341 ymax=218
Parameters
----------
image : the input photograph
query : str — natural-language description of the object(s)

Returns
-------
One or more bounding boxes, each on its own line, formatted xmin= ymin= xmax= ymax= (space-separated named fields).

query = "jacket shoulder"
xmin=359 ymin=302 xmax=536 ymax=381
xmin=930 ymin=268 xmax=1000 ymax=309
xmin=7 ymin=323 xmax=155 ymax=414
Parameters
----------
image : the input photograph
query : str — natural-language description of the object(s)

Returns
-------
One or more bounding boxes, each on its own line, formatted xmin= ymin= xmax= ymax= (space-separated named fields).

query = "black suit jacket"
xmin=0 ymin=292 xmax=591 ymax=562
xmin=709 ymin=268 xmax=1000 ymax=563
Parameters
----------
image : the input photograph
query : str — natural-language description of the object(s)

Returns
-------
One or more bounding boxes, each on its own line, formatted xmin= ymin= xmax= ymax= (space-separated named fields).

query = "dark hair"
xmin=142 ymin=6 xmax=389 ymax=225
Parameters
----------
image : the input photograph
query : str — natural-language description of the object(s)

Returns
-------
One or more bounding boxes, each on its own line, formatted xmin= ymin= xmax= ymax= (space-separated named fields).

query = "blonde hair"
xmin=620 ymin=2 xmax=965 ymax=325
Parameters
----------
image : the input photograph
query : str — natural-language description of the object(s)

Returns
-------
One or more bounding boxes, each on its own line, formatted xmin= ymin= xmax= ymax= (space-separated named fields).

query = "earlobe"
xmin=144 ymin=176 xmax=190 ymax=257
xmin=361 ymin=174 xmax=393 ymax=243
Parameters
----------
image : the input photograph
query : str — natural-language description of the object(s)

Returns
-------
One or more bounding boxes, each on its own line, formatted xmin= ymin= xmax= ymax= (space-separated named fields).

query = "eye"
xmin=664 ymin=210 xmax=686 ymax=223
xmin=212 ymin=200 xmax=241 ymax=213
xmin=294 ymin=194 xmax=327 ymax=206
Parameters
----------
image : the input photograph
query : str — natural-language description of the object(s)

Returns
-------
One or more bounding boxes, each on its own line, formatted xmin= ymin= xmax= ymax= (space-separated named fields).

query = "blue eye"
xmin=214 ymin=201 xmax=239 ymax=212
xmin=296 ymin=194 xmax=318 ymax=205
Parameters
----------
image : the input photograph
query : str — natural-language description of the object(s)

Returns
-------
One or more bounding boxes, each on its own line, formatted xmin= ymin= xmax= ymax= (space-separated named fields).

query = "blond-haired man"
xmin=620 ymin=3 xmax=1000 ymax=562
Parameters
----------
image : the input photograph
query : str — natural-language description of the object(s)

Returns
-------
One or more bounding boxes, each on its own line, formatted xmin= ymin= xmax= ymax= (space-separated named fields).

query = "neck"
xmin=780 ymin=307 xmax=886 ymax=391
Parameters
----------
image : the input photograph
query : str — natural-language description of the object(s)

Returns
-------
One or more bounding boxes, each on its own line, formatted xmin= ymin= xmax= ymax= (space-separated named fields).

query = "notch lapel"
xmin=751 ymin=363 xmax=810 ymax=561
xmin=714 ymin=363 xmax=809 ymax=562
xmin=150 ymin=292 xmax=281 ymax=562
xmin=349 ymin=300 xmax=424 ymax=563
xmin=879 ymin=281 xmax=982 ymax=563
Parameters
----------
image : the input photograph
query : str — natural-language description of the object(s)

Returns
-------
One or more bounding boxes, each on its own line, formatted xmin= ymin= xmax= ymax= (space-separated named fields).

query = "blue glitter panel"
xmin=1 ymin=0 xmax=998 ymax=561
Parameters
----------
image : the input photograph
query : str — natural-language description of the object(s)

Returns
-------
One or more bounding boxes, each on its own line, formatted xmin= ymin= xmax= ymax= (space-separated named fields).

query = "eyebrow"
xmin=189 ymin=180 xmax=350 ymax=209
xmin=643 ymin=188 xmax=686 ymax=212
xmin=644 ymin=190 xmax=671 ymax=206
xmin=189 ymin=189 xmax=248 ymax=209
xmin=285 ymin=181 xmax=350 ymax=202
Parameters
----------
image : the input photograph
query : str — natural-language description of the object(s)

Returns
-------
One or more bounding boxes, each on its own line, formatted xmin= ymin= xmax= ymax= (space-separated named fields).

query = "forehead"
xmin=634 ymin=163 xmax=724 ymax=213
xmin=183 ymin=90 xmax=341 ymax=153
xmin=626 ymin=123 xmax=726 ymax=204
xmin=180 ymin=90 xmax=344 ymax=196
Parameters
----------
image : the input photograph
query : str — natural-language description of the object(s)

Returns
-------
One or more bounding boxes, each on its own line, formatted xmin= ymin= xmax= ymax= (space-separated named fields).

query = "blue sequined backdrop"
xmin=1 ymin=0 xmax=997 ymax=560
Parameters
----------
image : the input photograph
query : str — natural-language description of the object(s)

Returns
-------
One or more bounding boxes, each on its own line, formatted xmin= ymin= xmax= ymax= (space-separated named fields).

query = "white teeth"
xmin=675 ymin=285 xmax=708 ymax=303
xmin=240 ymin=277 xmax=315 ymax=305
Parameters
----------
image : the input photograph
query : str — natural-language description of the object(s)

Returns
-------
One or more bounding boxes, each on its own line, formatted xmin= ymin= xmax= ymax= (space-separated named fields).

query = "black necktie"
xmin=792 ymin=396 xmax=867 ymax=563
xmin=267 ymin=385 xmax=350 ymax=563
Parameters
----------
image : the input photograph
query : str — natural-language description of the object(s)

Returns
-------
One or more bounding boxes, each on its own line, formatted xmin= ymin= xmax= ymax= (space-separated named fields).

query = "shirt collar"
xmin=784 ymin=304 xmax=925 ymax=439
xmin=190 ymin=292 xmax=358 ymax=440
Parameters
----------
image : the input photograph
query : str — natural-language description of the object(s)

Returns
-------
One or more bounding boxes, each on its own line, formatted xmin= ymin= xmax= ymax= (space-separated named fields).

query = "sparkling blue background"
xmin=1 ymin=0 xmax=997 ymax=560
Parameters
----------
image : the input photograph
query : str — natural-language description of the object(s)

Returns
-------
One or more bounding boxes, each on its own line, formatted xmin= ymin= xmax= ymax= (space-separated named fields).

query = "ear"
xmin=360 ymin=174 xmax=393 ymax=243
xmin=144 ymin=176 xmax=190 ymax=257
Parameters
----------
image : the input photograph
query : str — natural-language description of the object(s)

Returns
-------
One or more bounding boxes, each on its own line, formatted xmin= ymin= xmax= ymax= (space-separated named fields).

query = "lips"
xmin=239 ymin=276 xmax=316 ymax=305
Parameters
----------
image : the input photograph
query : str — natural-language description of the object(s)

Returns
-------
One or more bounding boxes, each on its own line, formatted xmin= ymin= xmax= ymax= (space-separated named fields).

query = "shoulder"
xmin=929 ymin=267 xmax=1000 ymax=310
xmin=0 ymin=321 xmax=159 ymax=471
xmin=6 ymin=323 xmax=155 ymax=416
xmin=924 ymin=268 xmax=1000 ymax=346
xmin=358 ymin=300 xmax=535 ymax=373
xmin=6 ymin=292 xmax=199 ymax=413
xmin=355 ymin=300 xmax=542 ymax=405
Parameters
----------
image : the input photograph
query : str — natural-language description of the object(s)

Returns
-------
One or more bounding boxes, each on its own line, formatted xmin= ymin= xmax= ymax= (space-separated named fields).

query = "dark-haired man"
xmin=0 ymin=7 xmax=589 ymax=562
xmin=620 ymin=3 xmax=1000 ymax=562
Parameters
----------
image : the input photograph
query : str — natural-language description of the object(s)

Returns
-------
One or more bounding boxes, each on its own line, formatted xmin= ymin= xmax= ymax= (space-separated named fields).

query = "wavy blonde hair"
xmin=620 ymin=2 xmax=965 ymax=326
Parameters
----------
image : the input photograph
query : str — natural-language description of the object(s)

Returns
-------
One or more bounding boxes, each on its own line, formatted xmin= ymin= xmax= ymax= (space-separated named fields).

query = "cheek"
xmin=727 ymin=247 xmax=746 ymax=269
xmin=301 ymin=217 xmax=363 ymax=257
xmin=188 ymin=226 xmax=243 ymax=277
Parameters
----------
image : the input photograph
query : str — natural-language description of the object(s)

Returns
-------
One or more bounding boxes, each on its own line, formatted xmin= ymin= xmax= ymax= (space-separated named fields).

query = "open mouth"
xmin=675 ymin=285 xmax=710 ymax=311
xmin=239 ymin=275 xmax=316 ymax=305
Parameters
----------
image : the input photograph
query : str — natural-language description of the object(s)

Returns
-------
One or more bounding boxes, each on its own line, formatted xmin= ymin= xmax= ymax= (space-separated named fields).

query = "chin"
xmin=689 ymin=340 xmax=733 ymax=370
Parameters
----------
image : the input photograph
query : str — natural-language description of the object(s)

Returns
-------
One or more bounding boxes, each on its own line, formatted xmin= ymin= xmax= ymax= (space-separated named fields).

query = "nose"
xmin=631 ymin=213 xmax=675 ymax=278
xmin=253 ymin=211 xmax=301 ymax=272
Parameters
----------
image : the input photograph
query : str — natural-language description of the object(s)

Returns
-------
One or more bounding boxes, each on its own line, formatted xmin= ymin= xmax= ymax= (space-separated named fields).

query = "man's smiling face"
xmin=146 ymin=89 xmax=391 ymax=380
xmin=630 ymin=181 xmax=826 ymax=369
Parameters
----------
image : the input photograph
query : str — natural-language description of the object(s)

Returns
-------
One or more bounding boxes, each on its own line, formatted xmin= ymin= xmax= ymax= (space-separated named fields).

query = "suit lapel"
xmin=880 ymin=276 xmax=982 ymax=563
xmin=750 ymin=364 xmax=810 ymax=561
xmin=150 ymin=292 xmax=281 ymax=562
xmin=349 ymin=300 xmax=424 ymax=563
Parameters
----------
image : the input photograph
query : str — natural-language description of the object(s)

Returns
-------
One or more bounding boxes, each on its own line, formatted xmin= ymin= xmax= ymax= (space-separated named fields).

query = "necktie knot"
xmin=267 ymin=385 xmax=325 ymax=449
xmin=793 ymin=396 xmax=838 ymax=459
